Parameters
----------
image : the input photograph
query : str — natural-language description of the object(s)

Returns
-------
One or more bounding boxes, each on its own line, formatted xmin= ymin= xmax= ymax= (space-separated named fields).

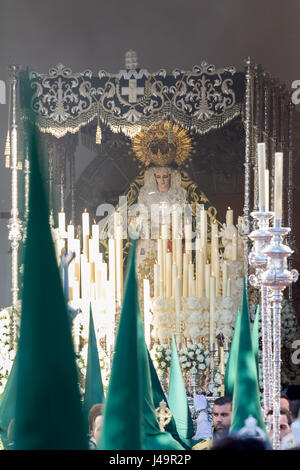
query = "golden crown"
xmin=132 ymin=120 xmax=193 ymax=167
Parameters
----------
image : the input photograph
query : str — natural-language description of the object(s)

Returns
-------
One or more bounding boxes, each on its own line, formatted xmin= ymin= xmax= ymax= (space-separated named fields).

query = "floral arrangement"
xmin=150 ymin=343 xmax=172 ymax=374
xmin=179 ymin=342 xmax=210 ymax=374
xmin=150 ymin=298 xmax=176 ymax=344
xmin=0 ymin=304 xmax=19 ymax=396
xmin=76 ymin=342 xmax=110 ymax=395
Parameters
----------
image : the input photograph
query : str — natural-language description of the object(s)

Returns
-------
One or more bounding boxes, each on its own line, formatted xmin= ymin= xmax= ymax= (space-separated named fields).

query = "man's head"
xmin=213 ymin=396 xmax=233 ymax=435
xmin=88 ymin=403 xmax=104 ymax=444
xmin=267 ymin=408 xmax=293 ymax=444
xmin=154 ymin=169 xmax=171 ymax=192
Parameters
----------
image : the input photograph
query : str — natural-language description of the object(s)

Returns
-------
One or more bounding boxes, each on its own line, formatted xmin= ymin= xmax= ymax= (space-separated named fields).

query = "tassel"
xmin=96 ymin=118 xmax=102 ymax=145
xmin=4 ymin=131 xmax=11 ymax=168
xmin=168 ymin=120 xmax=174 ymax=144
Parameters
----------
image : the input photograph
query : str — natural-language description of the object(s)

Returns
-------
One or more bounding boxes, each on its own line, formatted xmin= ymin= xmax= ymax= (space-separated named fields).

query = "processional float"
xmin=3 ymin=53 xmax=298 ymax=448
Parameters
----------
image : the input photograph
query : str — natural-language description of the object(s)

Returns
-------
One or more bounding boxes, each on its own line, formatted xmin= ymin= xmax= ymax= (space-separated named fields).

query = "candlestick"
xmin=257 ymin=143 xmax=266 ymax=211
xmin=274 ymin=152 xmax=283 ymax=226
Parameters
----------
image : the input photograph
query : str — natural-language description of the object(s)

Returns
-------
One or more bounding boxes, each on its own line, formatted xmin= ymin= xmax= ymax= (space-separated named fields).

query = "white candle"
xmin=58 ymin=212 xmax=66 ymax=238
xmin=222 ymin=261 xmax=228 ymax=298
xmin=92 ymin=222 xmax=99 ymax=242
xmin=265 ymin=169 xmax=269 ymax=212
xmin=257 ymin=143 xmax=266 ymax=211
xmin=198 ymin=249 xmax=204 ymax=298
xmin=188 ymin=263 xmax=194 ymax=297
xmin=209 ymin=276 xmax=216 ymax=347
xmin=195 ymin=238 xmax=200 ymax=297
xmin=166 ymin=252 xmax=172 ymax=297
xmin=172 ymin=264 xmax=178 ymax=297
xmin=175 ymin=277 xmax=181 ymax=346
xmin=82 ymin=209 xmax=90 ymax=237
xmin=205 ymin=262 xmax=210 ymax=298
xmin=162 ymin=223 xmax=169 ymax=240
xmin=116 ymin=225 xmax=123 ymax=305
xmin=211 ymin=221 xmax=218 ymax=273
xmin=232 ymin=229 xmax=238 ymax=261
xmin=226 ymin=207 xmax=234 ymax=227
xmin=274 ymin=152 xmax=283 ymax=226
xmin=157 ymin=239 xmax=164 ymax=279
xmin=200 ymin=208 xmax=207 ymax=262
xmin=144 ymin=279 xmax=151 ymax=347
xmin=109 ymin=238 xmax=116 ymax=297
xmin=215 ymin=246 xmax=220 ymax=297
xmin=185 ymin=221 xmax=193 ymax=260
xmin=226 ymin=278 xmax=231 ymax=297
xmin=183 ymin=253 xmax=189 ymax=297
xmin=82 ymin=209 xmax=90 ymax=259
xmin=154 ymin=264 xmax=160 ymax=298
xmin=172 ymin=210 xmax=179 ymax=239
xmin=67 ymin=222 xmax=74 ymax=253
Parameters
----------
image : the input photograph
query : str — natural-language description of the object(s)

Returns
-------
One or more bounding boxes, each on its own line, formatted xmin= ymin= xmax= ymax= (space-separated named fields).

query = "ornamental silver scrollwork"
xmin=27 ymin=61 xmax=240 ymax=138
xmin=171 ymin=62 xmax=236 ymax=121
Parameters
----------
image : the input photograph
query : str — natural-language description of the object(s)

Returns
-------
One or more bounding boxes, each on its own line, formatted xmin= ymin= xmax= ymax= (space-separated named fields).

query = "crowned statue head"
xmin=132 ymin=120 xmax=193 ymax=198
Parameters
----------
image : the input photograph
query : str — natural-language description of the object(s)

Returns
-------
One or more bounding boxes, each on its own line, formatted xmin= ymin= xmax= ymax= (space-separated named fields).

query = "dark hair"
xmin=290 ymin=399 xmax=300 ymax=420
xmin=88 ymin=404 xmax=104 ymax=432
xmin=211 ymin=436 xmax=266 ymax=451
xmin=213 ymin=396 xmax=233 ymax=408
xmin=280 ymin=394 xmax=291 ymax=410
xmin=267 ymin=408 xmax=293 ymax=426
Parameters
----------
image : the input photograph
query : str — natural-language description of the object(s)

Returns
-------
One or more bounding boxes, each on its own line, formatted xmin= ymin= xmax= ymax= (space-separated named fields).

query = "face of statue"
xmin=154 ymin=171 xmax=171 ymax=192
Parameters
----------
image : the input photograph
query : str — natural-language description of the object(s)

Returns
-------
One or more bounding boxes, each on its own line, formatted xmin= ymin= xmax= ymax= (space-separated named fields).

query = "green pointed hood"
xmin=138 ymin=317 xmax=185 ymax=450
xmin=168 ymin=335 xmax=194 ymax=439
xmin=224 ymin=309 xmax=241 ymax=397
xmin=83 ymin=304 xmax=105 ymax=428
xmin=97 ymin=241 xmax=143 ymax=450
xmin=251 ymin=304 xmax=260 ymax=380
xmin=13 ymin=75 xmax=88 ymax=450
xmin=230 ymin=279 xmax=266 ymax=434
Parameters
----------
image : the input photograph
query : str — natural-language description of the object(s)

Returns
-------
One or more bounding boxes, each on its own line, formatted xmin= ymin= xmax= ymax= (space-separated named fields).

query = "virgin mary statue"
xmin=112 ymin=121 xmax=220 ymax=299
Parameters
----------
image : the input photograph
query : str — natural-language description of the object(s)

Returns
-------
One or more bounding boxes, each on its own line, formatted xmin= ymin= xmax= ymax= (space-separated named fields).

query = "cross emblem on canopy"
xmin=121 ymin=79 xmax=144 ymax=103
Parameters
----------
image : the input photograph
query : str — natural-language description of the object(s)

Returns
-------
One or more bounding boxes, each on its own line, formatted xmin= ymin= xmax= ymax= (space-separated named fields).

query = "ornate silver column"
xmin=243 ymin=58 xmax=254 ymax=284
xmin=261 ymin=223 xmax=298 ymax=449
xmin=7 ymin=65 xmax=22 ymax=348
